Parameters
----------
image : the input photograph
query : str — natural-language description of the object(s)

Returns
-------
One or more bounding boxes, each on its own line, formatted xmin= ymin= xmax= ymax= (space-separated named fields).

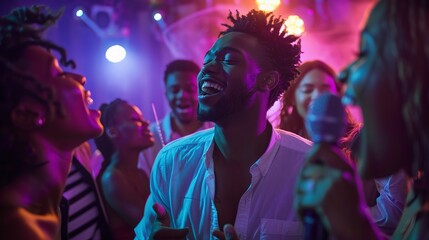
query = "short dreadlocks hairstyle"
xmin=219 ymin=10 xmax=301 ymax=108
xmin=0 ymin=5 xmax=75 ymax=187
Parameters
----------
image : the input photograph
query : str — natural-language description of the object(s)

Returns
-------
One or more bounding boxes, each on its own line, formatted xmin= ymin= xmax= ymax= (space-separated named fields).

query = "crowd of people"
xmin=1 ymin=0 xmax=428 ymax=239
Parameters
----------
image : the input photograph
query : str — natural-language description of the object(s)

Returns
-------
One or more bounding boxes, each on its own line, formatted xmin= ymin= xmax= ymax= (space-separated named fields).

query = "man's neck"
xmin=0 ymin=151 xmax=71 ymax=215
xmin=4 ymin=135 xmax=76 ymax=210
xmin=171 ymin=117 xmax=204 ymax=137
xmin=213 ymin=118 xmax=272 ymax=166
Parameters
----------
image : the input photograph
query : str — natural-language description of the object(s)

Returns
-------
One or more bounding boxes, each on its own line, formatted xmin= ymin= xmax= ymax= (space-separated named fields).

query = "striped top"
xmin=61 ymin=157 xmax=111 ymax=240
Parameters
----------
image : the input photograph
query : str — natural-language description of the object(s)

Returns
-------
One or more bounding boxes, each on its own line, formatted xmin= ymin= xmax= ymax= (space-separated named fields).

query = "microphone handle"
xmin=303 ymin=209 xmax=329 ymax=240
xmin=303 ymin=158 xmax=329 ymax=240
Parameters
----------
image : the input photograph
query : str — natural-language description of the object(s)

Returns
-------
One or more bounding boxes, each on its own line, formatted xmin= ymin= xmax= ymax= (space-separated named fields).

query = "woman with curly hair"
xmin=0 ymin=6 xmax=103 ymax=239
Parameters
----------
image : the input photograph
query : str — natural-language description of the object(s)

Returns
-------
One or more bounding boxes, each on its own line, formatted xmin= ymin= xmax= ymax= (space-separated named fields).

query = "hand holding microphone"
xmin=295 ymin=93 xmax=361 ymax=240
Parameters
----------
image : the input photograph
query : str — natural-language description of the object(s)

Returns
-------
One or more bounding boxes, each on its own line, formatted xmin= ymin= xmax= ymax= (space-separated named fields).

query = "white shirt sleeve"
xmin=369 ymin=170 xmax=409 ymax=235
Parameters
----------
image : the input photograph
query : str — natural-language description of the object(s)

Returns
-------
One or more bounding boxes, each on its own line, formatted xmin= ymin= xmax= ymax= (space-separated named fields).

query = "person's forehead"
xmin=116 ymin=102 xmax=137 ymax=115
xmin=300 ymin=69 xmax=335 ymax=84
xmin=212 ymin=32 xmax=260 ymax=53
xmin=130 ymin=104 xmax=143 ymax=116
xmin=166 ymin=71 xmax=198 ymax=85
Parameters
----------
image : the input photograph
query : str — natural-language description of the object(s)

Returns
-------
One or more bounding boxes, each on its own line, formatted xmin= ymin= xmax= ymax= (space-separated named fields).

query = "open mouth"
xmin=175 ymin=104 xmax=193 ymax=114
xmin=200 ymin=80 xmax=225 ymax=96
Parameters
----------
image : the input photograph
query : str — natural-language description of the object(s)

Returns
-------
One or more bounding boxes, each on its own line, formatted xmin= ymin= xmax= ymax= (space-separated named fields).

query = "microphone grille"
xmin=306 ymin=93 xmax=346 ymax=143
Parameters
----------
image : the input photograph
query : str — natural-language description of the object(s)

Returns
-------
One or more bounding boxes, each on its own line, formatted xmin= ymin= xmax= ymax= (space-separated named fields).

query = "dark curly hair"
xmin=219 ymin=10 xmax=301 ymax=108
xmin=0 ymin=5 xmax=75 ymax=187
xmin=163 ymin=59 xmax=200 ymax=83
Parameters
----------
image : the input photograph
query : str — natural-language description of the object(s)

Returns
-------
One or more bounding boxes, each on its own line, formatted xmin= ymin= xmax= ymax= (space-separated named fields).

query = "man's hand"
xmin=212 ymin=224 xmax=239 ymax=240
xmin=149 ymin=203 xmax=189 ymax=240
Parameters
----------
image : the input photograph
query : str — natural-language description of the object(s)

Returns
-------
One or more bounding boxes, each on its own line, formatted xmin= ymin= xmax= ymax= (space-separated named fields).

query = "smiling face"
xmin=294 ymin=69 xmax=338 ymax=119
xmin=19 ymin=46 xmax=103 ymax=147
xmin=340 ymin=1 xmax=413 ymax=179
xmin=110 ymin=102 xmax=154 ymax=151
xmin=165 ymin=71 xmax=199 ymax=124
xmin=197 ymin=32 xmax=265 ymax=123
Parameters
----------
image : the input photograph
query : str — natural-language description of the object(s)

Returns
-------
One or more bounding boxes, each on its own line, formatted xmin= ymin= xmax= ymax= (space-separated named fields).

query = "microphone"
xmin=302 ymin=92 xmax=347 ymax=240
xmin=306 ymin=92 xmax=346 ymax=144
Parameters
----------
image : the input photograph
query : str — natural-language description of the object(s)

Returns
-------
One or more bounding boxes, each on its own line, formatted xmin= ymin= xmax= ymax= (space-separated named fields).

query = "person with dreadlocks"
xmin=95 ymin=98 xmax=154 ymax=240
xmin=294 ymin=0 xmax=429 ymax=239
xmin=0 ymin=5 xmax=103 ymax=239
xmin=134 ymin=9 xmax=309 ymax=239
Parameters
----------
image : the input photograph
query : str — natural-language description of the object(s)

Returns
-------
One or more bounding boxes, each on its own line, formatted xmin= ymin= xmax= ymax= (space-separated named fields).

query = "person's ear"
xmin=11 ymin=100 xmax=47 ymax=131
xmin=106 ymin=127 xmax=117 ymax=138
xmin=258 ymin=71 xmax=279 ymax=91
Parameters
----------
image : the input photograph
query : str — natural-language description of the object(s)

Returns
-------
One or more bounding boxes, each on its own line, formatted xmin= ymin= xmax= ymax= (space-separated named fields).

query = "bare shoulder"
xmin=101 ymin=168 xmax=148 ymax=193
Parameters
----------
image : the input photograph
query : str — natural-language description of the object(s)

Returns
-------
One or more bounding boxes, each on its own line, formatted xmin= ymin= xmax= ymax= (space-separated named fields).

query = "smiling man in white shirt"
xmin=135 ymin=9 xmax=310 ymax=239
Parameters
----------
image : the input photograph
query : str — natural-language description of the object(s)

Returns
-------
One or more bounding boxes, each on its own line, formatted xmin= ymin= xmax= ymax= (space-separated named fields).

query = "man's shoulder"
xmin=274 ymin=128 xmax=312 ymax=152
xmin=161 ymin=128 xmax=214 ymax=152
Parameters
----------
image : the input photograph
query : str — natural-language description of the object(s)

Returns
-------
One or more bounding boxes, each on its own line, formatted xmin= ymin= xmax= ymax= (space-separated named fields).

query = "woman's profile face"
xmin=294 ymin=68 xmax=338 ymax=119
xmin=20 ymin=46 xmax=103 ymax=145
xmin=111 ymin=103 xmax=154 ymax=151
xmin=340 ymin=1 xmax=412 ymax=179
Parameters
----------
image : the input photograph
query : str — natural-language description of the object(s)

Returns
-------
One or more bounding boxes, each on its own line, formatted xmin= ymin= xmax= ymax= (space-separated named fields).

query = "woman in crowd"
xmin=95 ymin=98 xmax=154 ymax=239
xmin=295 ymin=0 xmax=429 ymax=239
xmin=0 ymin=6 xmax=103 ymax=239
xmin=281 ymin=60 xmax=407 ymax=235
xmin=278 ymin=60 xmax=357 ymax=139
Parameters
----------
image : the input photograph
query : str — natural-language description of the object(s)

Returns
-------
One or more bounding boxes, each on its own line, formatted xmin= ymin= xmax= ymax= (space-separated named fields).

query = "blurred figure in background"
xmin=0 ymin=5 xmax=103 ymax=239
xmin=139 ymin=59 xmax=213 ymax=176
xmin=95 ymin=98 xmax=154 ymax=240
xmin=294 ymin=0 xmax=429 ymax=239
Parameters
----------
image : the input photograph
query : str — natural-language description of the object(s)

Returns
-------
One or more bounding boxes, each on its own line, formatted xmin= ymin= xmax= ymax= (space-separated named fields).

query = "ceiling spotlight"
xmin=76 ymin=9 xmax=84 ymax=17
xmin=105 ymin=44 xmax=127 ymax=63
xmin=74 ymin=7 xmax=85 ymax=18
xmin=153 ymin=12 xmax=163 ymax=21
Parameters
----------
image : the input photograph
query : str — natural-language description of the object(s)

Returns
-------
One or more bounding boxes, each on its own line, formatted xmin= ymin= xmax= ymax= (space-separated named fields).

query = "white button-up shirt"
xmin=135 ymin=127 xmax=311 ymax=239
xmin=138 ymin=112 xmax=213 ymax=177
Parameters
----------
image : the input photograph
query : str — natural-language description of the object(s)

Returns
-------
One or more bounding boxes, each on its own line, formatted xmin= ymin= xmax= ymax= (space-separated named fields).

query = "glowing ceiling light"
xmin=75 ymin=9 xmax=84 ymax=17
xmin=282 ymin=15 xmax=305 ymax=36
xmin=256 ymin=0 xmax=281 ymax=12
xmin=153 ymin=12 xmax=163 ymax=21
xmin=105 ymin=45 xmax=127 ymax=63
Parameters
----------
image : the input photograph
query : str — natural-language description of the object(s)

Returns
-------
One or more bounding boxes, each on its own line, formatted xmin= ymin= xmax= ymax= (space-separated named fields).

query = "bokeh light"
xmin=282 ymin=15 xmax=305 ymax=36
xmin=105 ymin=45 xmax=127 ymax=63
xmin=256 ymin=0 xmax=281 ymax=12
xmin=153 ymin=12 xmax=163 ymax=21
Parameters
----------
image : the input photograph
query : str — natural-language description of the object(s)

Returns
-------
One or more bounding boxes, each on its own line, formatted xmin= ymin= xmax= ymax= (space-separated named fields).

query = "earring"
xmin=36 ymin=117 xmax=45 ymax=127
